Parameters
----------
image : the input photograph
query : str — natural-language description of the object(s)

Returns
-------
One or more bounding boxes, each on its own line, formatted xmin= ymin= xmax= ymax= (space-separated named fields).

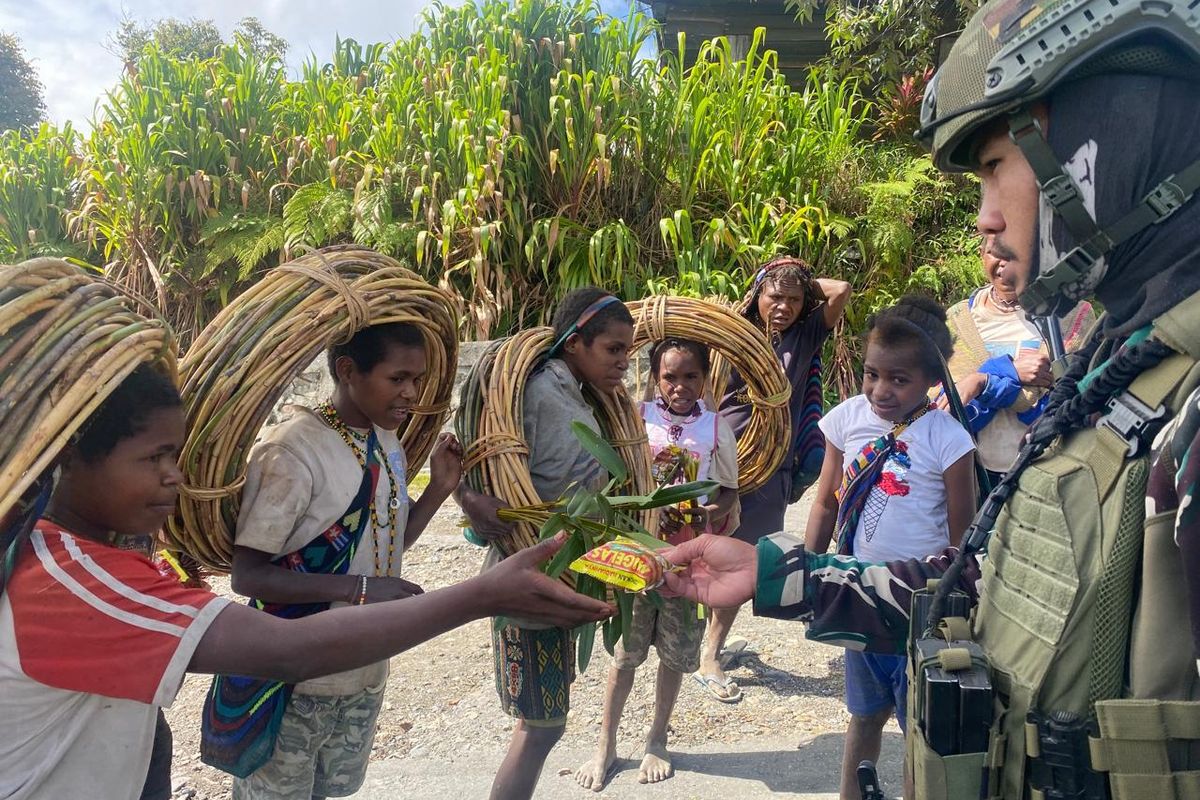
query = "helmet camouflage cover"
xmin=918 ymin=0 xmax=1200 ymax=315
xmin=920 ymin=0 xmax=1200 ymax=173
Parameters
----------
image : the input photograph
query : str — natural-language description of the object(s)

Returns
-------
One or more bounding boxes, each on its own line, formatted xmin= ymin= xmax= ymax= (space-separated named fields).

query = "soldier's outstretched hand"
xmin=660 ymin=534 xmax=757 ymax=608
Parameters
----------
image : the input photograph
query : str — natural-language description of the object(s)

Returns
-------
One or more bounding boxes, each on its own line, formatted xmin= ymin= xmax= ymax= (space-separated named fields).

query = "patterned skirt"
xmin=492 ymin=622 xmax=575 ymax=724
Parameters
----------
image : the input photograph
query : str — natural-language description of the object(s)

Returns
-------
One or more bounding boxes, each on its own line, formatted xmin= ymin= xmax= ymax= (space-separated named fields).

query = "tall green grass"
xmin=1 ymin=0 xmax=980 ymax=388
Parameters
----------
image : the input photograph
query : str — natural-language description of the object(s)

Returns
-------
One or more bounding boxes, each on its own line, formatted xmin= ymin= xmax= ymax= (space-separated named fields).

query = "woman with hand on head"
xmin=698 ymin=257 xmax=850 ymax=702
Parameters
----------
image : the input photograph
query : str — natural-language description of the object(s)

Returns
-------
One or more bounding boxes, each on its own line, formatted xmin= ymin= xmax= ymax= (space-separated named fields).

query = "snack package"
xmin=569 ymin=536 xmax=670 ymax=592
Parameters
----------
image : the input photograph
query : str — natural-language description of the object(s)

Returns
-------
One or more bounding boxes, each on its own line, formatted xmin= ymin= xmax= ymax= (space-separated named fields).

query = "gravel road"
xmin=164 ymin=492 xmax=906 ymax=799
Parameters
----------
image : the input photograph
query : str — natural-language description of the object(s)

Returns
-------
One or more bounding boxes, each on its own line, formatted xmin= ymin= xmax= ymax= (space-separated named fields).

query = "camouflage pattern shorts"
xmin=231 ymin=683 xmax=385 ymax=800
xmin=613 ymin=594 xmax=703 ymax=674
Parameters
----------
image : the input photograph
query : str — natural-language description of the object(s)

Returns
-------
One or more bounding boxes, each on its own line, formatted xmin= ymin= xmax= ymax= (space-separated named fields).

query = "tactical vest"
xmin=909 ymin=290 xmax=1200 ymax=800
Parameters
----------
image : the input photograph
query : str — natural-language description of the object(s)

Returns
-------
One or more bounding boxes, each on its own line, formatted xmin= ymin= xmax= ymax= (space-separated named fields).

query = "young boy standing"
xmin=227 ymin=322 xmax=463 ymax=800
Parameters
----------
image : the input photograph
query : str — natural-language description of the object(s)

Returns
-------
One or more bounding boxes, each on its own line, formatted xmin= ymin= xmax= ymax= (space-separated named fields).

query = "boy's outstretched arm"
xmin=190 ymin=534 xmax=612 ymax=683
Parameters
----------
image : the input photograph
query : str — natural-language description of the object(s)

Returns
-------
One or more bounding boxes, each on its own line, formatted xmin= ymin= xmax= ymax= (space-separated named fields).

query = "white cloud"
xmin=2 ymin=0 xmax=451 ymax=127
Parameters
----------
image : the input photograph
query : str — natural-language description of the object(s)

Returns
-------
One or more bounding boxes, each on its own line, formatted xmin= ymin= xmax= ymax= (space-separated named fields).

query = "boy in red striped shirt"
xmin=0 ymin=364 xmax=612 ymax=800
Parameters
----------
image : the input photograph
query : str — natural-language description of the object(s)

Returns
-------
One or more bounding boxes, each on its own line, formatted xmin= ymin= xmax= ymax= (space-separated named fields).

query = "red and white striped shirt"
xmin=0 ymin=521 xmax=228 ymax=800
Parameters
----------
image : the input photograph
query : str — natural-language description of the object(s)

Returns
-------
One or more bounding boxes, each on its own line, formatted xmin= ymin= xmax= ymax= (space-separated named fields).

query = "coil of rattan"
xmin=455 ymin=328 xmax=657 ymax=585
xmin=165 ymin=245 xmax=459 ymax=572
xmin=0 ymin=258 xmax=178 ymax=525
xmin=626 ymin=295 xmax=790 ymax=494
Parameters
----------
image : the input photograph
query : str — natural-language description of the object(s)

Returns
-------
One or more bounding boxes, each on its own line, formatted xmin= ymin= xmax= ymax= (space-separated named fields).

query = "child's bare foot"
xmin=637 ymin=741 xmax=674 ymax=784
xmin=575 ymin=747 xmax=616 ymax=792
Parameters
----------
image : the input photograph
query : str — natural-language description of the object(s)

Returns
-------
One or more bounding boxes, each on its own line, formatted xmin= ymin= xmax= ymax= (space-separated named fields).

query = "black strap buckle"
xmin=1055 ymin=245 xmax=1101 ymax=282
xmin=1021 ymin=246 xmax=1098 ymax=314
xmin=1144 ymin=176 xmax=1190 ymax=221
xmin=1026 ymin=711 xmax=1109 ymax=800
xmin=1042 ymin=173 xmax=1082 ymax=210
xmin=1008 ymin=112 xmax=1042 ymax=142
xmin=1097 ymin=391 xmax=1166 ymax=457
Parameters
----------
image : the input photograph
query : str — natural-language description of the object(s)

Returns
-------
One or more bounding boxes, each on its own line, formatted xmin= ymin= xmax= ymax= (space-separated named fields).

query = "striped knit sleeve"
xmin=753 ymin=532 xmax=983 ymax=655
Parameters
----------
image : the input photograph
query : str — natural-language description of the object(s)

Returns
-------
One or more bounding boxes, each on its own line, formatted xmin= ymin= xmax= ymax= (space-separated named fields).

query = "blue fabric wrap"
xmin=963 ymin=355 xmax=1042 ymax=433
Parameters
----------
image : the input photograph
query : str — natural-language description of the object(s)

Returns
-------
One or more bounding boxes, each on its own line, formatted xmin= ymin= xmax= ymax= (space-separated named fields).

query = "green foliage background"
xmin=0 ymin=0 xmax=982 ymax=396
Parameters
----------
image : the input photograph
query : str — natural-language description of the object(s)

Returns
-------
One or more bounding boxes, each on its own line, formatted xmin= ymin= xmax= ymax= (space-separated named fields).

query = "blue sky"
xmin=2 ymin=0 xmax=649 ymax=127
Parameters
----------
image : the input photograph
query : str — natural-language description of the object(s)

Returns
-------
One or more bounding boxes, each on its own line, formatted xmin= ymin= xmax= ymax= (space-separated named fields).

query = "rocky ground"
xmin=164 ymin=492 xmax=905 ymax=799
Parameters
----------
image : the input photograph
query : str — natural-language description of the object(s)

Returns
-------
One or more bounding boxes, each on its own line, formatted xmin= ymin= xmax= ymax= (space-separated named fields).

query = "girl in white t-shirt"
xmin=804 ymin=295 xmax=976 ymax=800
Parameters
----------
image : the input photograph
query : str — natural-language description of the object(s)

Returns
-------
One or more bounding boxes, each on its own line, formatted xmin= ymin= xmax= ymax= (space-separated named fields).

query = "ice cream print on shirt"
xmin=860 ymin=442 xmax=911 ymax=543
xmin=832 ymin=402 xmax=932 ymax=556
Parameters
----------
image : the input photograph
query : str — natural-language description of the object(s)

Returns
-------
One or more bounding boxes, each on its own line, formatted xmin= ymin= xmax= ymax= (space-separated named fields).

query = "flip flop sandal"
xmin=692 ymin=671 xmax=743 ymax=703
xmin=718 ymin=638 xmax=750 ymax=671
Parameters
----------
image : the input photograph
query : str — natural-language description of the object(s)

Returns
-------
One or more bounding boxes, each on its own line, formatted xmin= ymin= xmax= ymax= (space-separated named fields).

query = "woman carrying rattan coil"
xmin=454 ymin=287 xmax=636 ymax=800
xmin=697 ymin=257 xmax=852 ymax=702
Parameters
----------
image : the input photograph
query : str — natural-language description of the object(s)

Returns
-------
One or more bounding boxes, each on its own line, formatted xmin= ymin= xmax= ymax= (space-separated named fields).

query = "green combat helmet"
xmin=917 ymin=0 xmax=1200 ymax=316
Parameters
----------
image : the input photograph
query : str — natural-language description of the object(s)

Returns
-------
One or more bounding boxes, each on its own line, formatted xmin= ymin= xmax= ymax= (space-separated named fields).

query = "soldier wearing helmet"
xmin=661 ymin=2 xmax=1200 ymax=798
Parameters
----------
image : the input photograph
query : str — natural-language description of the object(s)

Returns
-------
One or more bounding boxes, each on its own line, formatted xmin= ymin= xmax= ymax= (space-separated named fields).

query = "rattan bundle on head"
xmin=626 ymin=295 xmax=791 ymax=494
xmin=0 ymin=258 xmax=177 ymax=579
xmin=165 ymin=245 xmax=459 ymax=572
xmin=455 ymin=328 xmax=657 ymax=584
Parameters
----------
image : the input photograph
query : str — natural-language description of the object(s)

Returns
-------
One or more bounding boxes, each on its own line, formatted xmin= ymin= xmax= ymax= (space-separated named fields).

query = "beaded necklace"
xmin=40 ymin=511 xmax=162 ymax=554
xmin=317 ymin=402 xmax=400 ymax=576
xmin=988 ymin=284 xmax=1021 ymax=312
xmin=892 ymin=401 xmax=935 ymax=430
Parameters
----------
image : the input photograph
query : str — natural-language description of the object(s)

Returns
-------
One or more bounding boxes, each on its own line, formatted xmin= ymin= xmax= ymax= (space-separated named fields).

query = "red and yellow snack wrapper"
xmin=569 ymin=536 xmax=669 ymax=592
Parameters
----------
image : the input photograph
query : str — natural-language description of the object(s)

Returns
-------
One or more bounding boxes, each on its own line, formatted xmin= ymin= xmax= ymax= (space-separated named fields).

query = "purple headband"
xmin=753 ymin=257 xmax=813 ymax=288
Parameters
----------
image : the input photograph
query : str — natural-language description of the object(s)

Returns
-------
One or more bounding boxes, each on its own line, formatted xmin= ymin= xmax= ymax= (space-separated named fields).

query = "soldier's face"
xmin=973 ymin=126 xmax=1041 ymax=303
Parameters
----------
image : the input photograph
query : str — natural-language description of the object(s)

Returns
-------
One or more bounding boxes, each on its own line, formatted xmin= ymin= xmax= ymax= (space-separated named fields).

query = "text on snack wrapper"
xmin=584 ymin=546 xmax=654 ymax=578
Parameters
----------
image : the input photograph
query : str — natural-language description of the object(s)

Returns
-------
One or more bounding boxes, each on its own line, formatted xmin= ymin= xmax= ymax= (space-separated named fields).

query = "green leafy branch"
xmin=495 ymin=421 xmax=715 ymax=671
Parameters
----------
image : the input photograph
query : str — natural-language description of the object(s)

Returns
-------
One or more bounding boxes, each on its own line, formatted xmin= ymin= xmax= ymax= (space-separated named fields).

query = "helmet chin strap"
xmin=1007 ymin=108 xmax=1200 ymax=317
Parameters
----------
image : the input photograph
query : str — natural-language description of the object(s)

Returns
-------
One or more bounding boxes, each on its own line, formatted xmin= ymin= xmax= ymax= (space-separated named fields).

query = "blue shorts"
xmin=844 ymin=650 xmax=908 ymax=733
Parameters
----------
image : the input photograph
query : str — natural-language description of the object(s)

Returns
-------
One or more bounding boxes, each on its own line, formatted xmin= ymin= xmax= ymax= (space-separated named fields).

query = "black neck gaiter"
xmin=1041 ymin=73 xmax=1200 ymax=337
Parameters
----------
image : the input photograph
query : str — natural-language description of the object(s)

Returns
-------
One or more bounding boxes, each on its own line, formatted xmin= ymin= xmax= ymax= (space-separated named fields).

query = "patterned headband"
xmin=548 ymin=294 xmax=622 ymax=356
xmin=753 ymin=257 xmax=813 ymax=288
